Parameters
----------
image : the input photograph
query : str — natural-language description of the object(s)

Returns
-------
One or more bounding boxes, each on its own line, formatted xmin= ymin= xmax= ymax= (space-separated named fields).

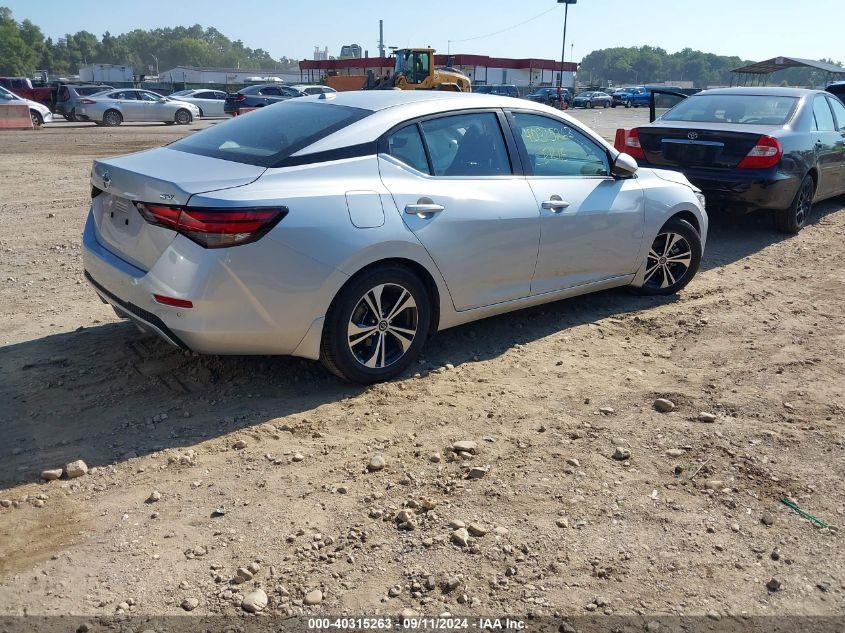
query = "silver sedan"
xmin=82 ymin=91 xmax=707 ymax=383
xmin=75 ymin=89 xmax=200 ymax=126
xmin=163 ymin=89 xmax=228 ymax=117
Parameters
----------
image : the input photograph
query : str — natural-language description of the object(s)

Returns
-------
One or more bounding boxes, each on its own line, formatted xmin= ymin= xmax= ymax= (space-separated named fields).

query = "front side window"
xmin=812 ymin=96 xmax=836 ymax=131
xmin=510 ymin=112 xmax=609 ymax=177
xmin=827 ymin=97 xmax=845 ymax=132
xmin=387 ymin=124 xmax=429 ymax=173
xmin=419 ymin=112 xmax=511 ymax=177
xmin=169 ymin=101 xmax=371 ymax=167
xmin=260 ymin=87 xmax=281 ymax=96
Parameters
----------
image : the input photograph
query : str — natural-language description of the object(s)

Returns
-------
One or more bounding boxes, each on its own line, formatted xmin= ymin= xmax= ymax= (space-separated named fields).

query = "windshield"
xmin=661 ymin=94 xmax=799 ymax=125
xmin=170 ymin=100 xmax=371 ymax=167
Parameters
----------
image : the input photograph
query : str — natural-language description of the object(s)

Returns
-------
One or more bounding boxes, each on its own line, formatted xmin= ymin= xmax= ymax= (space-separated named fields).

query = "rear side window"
xmin=662 ymin=94 xmax=798 ymax=125
xmin=828 ymin=97 xmax=845 ymax=132
xmin=78 ymin=87 xmax=103 ymax=96
xmin=169 ymin=101 xmax=371 ymax=167
xmin=194 ymin=91 xmax=215 ymax=99
xmin=388 ymin=125 xmax=429 ymax=173
xmin=419 ymin=112 xmax=511 ymax=177
xmin=812 ymin=96 xmax=836 ymax=131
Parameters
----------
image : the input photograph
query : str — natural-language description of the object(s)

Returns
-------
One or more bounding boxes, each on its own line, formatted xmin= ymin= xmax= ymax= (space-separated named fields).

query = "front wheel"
xmin=30 ymin=110 xmax=43 ymax=127
xmin=632 ymin=218 xmax=702 ymax=296
xmin=175 ymin=109 xmax=192 ymax=125
xmin=320 ymin=265 xmax=431 ymax=384
xmin=774 ymin=175 xmax=814 ymax=234
xmin=588 ymin=101 xmax=594 ymax=109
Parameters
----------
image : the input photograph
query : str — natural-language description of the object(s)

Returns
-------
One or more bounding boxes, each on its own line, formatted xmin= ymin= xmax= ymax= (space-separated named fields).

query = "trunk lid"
xmin=90 ymin=147 xmax=265 ymax=270
xmin=638 ymin=122 xmax=780 ymax=169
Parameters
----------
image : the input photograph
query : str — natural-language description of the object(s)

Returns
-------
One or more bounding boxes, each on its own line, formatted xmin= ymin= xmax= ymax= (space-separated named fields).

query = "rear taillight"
xmin=737 ymin=135 xmax=782 ymax=169
xmin=80 ymin=99 xmax=96 ymax=105
xmin=235 ymin=94 xmax=246 ymax=102
xmin=135 ymin=203 xmax=287 ymax=248
xmin=620 ymin=127 xmax=645 ymax=159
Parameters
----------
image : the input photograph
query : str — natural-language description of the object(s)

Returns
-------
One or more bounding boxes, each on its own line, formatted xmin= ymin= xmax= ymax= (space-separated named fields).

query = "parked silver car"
xmin=162 ymin=89 xmax=228 ymax=117
xmin=75 ymin=89 xmax=200 ymax=126
xmin=82 ymin=91 xmax=707 ymax=383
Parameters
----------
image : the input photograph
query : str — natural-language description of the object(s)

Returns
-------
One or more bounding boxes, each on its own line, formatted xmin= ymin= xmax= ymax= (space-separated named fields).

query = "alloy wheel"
xmin=795 ymin=178 xmax=813 ymax=227
xmin=347 ymin=283 xmax=418 ymax=369
xmin=643 ymin=231 xmax=693 ymax=290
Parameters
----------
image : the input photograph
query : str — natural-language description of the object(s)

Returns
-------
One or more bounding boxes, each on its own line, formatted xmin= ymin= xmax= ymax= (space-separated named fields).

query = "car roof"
xmin=694 ymin=86 xmax=825 ymax=97
xmin=286 ymin=91 xmax=614 ymax=158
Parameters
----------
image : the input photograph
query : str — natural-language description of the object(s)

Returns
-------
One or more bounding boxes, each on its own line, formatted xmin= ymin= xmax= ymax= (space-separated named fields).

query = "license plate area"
xmin=661 ymin=139 xmax=724 ymax=166
xmin=103 ymin=194 xmax=137 ymax=232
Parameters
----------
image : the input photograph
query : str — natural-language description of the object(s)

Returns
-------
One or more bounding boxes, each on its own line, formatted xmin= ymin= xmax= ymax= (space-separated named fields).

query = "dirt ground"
xmin=0 ymin=110 xmax=844 ymax=627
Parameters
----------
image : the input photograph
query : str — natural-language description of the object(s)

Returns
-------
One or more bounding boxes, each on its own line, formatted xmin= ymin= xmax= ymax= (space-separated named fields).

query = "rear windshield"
xmin=169 ymin=101 xmax=371 ymax=167
xmin=661 ymin=94 xmax=798 ymax=125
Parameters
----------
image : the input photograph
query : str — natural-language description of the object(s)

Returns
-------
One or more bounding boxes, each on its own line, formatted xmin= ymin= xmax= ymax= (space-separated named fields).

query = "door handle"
xmin=541 ymin=197 xmax=571 ymax=211
xmin=404 ymin=202 xmax=445 ymax=216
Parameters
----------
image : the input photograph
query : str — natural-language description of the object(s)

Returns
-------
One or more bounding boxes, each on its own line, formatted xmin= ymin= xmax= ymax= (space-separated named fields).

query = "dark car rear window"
xmin=661 ymin=94 xmax=798 ymax=125
xmin=169 ymin=100 xmax=371 ymax=167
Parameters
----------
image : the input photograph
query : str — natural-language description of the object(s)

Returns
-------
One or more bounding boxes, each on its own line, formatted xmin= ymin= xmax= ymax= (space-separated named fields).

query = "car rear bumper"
xmin=639 ymin=164 xmax=799 ymax=211
xmin=81 ymin=210 xmax=336 ymax=357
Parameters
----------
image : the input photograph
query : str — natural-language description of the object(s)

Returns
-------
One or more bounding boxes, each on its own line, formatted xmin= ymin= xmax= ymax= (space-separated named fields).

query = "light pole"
xmin=557 ymin=0 xmax=576 ymax=90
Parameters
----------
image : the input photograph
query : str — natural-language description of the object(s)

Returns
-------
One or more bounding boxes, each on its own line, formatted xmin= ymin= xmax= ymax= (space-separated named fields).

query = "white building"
xmin=160 ymin=66 xmax=301 ymax=85
xmin=79 ymin=64 xmax=134 ymax=83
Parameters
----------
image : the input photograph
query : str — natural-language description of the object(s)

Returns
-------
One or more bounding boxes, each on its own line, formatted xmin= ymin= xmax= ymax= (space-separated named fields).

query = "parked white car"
xmin=290 ymin=84 xmax=338 ymax=96
xmin=162 ymin=89 xmax=228 ymax=117
xmin=0 ymin=85 xmax=53 ymax=126
xmin=75 ymin=89 xmax=200 ymax=126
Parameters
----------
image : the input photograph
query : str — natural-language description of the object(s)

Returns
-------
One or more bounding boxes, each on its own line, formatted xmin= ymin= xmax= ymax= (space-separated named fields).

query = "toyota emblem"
xmin=687 ymin=131 xmax=699 ymax=140
xmin=102 ymin=170 xmax=111 ymax=190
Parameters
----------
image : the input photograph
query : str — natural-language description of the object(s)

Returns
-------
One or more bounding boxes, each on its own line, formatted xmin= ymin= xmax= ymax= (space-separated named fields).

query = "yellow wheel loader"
xmin=367 ymin=48 xmax=471 ymax=92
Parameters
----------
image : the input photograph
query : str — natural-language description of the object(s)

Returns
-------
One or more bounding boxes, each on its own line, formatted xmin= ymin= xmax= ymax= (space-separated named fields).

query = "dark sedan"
xmin=572 ymin=91 xmax=612 ymax=108
xmin=524 ymin=87 xmax=571 ymax=107
xmin=616 ymin=87 xmax=845 ymax=233
xmin=224 ymin=84 xmax=303 ymax=115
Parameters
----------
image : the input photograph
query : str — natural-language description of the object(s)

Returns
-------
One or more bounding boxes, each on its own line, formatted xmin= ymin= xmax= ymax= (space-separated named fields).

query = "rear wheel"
xmin=103 ymin=109 xmax=122 ymax=127
xmin=320 ymin=265 xmax=431 ymax=384
xmin=30 ymin=110 xmax=43 ymax=127
xmin=175 ymin=109 xmax=192 ymax=125
xmin=632 ymin=218 xmax=702 ymax=296
xmin=774 ymin=174 xmax=814 ymax=234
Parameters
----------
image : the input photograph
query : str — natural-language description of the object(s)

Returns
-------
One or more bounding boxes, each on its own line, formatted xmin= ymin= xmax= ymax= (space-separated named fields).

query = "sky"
xmin=4 ymin=0 xmax=843 ymax=64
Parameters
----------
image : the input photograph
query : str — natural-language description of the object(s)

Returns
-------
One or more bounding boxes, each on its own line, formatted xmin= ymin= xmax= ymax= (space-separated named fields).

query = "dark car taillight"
xmin=235 ymin=94 xmax=247 ymax=102
xmin=618 ymin=127 xmax=645 ymax=160
xmin=737 ymin=135 xmax=782 ymax=169
xmin=135 ymin=203 xmax=287 ymax=248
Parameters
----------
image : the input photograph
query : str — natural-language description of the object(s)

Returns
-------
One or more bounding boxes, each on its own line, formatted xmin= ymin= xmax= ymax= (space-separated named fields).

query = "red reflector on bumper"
xmin=153 ymin=294 xmax=193 ymax=308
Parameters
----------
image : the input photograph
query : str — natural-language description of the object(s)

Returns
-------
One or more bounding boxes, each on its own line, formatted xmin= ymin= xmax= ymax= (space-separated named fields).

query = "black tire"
xmin=774 ymin=174 xmax=814 ymax=234
xmin=175 ymin=109 xmax=192 ymax=125
xmin=625 ymin=100 xmax=632 ymax=108
xmin=30 ymin=110 xmax=43 ymax=127
xmin=603 ymin=101 xmax=609 ymax=108
xmin=103 ymin=109 xmax=122 ymax=127
xmin=588 ymin=101 xmax=594 ymax=109
xmin=631 ymin=218 xmax=702 ymax=296
xmin=320 ymin=265 xmax=431 ymax=384
xmin=611 ymin=103 xmax=617 ymax=108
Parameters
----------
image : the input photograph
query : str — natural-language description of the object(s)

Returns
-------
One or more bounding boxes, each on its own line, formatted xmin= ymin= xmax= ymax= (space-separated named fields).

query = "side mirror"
xmin=611 ymin=152 xmax=638 ymax=178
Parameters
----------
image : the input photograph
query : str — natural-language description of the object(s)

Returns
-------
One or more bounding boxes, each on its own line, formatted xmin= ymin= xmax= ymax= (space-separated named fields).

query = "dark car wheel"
xmin=774 ymin=174 xmax=814 ymax=234
xmin=624 ymin=100 xmax=632 ymax=108
xmin=632 ymin=218 xmax=702 ymax=296
xmin=30 ymin=110 xmax=43 ymax=127
xmin=320 ymin=265 xmax=431 ymax=384
xmin=103 ymin=109 xmax=122 ymax=126
xmin=588 ymin=101 xmax=594 ymax=109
